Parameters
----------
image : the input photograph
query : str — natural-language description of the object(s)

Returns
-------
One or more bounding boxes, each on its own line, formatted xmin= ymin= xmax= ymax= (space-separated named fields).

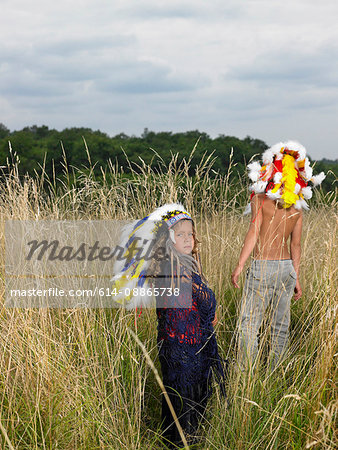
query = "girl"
xmin=112 ymin=203 xmax=226 ymax=448
xmin=149 ymin=205 xmax=226 ymax=448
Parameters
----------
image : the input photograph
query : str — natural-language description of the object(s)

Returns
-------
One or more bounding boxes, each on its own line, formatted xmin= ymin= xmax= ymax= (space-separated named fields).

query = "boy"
xmin=231 ymin=141 xmax=325 ymax=370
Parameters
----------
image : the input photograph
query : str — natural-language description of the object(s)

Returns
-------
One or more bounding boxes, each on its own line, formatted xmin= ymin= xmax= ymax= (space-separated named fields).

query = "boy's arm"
xmin=231 ymin=194 xmax=263 ymax=288
xmin=290 ymin=212 xmax=303 ymax=300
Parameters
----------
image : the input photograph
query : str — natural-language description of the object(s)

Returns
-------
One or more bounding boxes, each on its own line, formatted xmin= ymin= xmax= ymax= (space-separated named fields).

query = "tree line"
xmin=0 ymin=123 xmax=336 ymax=192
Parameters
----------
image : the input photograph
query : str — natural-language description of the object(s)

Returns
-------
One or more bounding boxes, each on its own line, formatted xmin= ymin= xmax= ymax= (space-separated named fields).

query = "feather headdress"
xmin=245 ymin=140 xmax=325 ymax=213
xmin=111 ymin=203 xmax=192 ymax=309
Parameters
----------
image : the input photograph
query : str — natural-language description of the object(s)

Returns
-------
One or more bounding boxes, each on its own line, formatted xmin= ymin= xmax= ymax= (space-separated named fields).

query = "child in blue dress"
xmin=151 ymin=205 xmax=226 ymax=448
xmin=112 ymin=203 xmax=226 ymax=448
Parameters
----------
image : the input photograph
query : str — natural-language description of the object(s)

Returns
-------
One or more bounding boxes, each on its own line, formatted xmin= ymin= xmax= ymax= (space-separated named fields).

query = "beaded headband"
xmin=163 ymin=211 xmax=192 ymax=229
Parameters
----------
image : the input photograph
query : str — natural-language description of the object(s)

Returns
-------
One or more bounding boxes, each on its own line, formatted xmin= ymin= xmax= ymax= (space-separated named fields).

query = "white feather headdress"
xmin=245 ymin=141 xmax=325 ymax=213
xmin=111 ymin=203 xmax=191 ymax=309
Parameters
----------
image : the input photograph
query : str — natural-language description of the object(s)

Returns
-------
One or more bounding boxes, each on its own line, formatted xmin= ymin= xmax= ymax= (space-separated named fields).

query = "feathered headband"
xmin=110 ymin=203 xmax=192 ymax=309
xmin=246 ymin=140 xmax=325 ymax=212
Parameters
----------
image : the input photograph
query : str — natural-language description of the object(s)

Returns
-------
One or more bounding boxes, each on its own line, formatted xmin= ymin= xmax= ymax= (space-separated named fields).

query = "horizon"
xmin=1 ymin=123 xmax=337 ymax=163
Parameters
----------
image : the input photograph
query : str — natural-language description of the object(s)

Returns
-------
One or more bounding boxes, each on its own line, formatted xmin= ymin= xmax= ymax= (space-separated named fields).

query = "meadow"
xmin=0 ymin=146 xmax=336 ymax=449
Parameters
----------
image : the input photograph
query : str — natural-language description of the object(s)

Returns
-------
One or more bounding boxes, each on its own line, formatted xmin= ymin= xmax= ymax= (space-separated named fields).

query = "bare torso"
xmin=253 ymin=194 xmax=301 ymax=260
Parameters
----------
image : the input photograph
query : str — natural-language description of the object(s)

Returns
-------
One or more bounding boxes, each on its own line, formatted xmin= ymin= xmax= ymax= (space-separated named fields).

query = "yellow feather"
xmin=271 ymin=182 xmax=282 ymax=194
xmin=281 ymin=154 xmax=298 ymax=208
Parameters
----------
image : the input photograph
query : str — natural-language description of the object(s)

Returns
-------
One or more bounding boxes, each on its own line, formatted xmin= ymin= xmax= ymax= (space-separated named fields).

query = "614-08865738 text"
xmin=9 ymin=287 xmax=181 ymax=298
xmin=108 ymin=287 xmax=180 ymax=297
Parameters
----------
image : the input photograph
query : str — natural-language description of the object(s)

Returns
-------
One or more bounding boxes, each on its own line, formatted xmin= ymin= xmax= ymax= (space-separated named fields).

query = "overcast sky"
xmin=1 ymin=0 xmax=337 ymax=160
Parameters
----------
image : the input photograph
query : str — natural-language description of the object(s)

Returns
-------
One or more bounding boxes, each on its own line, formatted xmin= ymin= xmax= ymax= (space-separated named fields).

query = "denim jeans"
xmin=237 ymin=259 xmax=297 ymax=370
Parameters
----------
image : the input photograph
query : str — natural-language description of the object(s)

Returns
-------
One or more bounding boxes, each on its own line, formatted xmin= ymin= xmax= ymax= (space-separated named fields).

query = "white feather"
xmin=294 ymin=200 xmax=302 ymax=210
xmin=266 ymin=189 xmax=281 ymax=200
xmin=301 ymin=186 xmax=312 ymax=199
xmin=262 ymin=149 xmax=275 ymax=165
xmin=251 ymin=180 xmax=267 ymax=193
xmin=113 ymin=221 xmax=156 ymax=275
xmin=262 ymin=149 xmax=274 ymax=164
xmin=262 ymin=142 xmax=284 ymax=164
xmin=112 ymin=220 xmax=139 ymax=274
xmin=112 ymin=277 xmax=155 ymax=310
xmin=284 ymin=140 xmax=307 ymax=160
xmin=149 ymin=203 xmax=186 ymax=221
xmin=303 ymin=158 xmax=313 ymax=180
xmin=295 ymin=198 xmax=309 ymax=210
xmin=247 ymin=161 xmax=262 ymax=181
xmin=311 ymin=172 xmax=326 ymax=186
xmin=247 ymin=161 xmax=262 ymax=172
xmin=248 ymin=171 xmax=260 ymax=182
xmin=294 ymin=183 xmax=301 ymax=194
xmin=169 ymin=228 xmax=176 ymax=243
xmin=274 ymin=172 xmax=283 ymax=183
xmin=243 ymin=203 xmax=251 ymax=215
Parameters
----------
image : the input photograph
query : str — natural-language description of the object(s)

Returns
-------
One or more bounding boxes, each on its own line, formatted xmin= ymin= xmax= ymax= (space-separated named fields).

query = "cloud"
xmin=116 ymin=0 xmax=244 ymax=21
xmin=38 ymin=35 xmax=136 ymax=57
xmin=0 ymin=30 xmax=201 ymax=103
xmin=1 ymin=0 xmax=338 ymax=159
xmin=227 ymin=44 xmax=338 ymax=89
xmin=98 ymin=60 xmax=196 ymax=94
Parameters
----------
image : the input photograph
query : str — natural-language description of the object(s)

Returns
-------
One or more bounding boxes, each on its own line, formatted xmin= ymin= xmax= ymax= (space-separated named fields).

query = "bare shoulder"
xmin=284 ymin=205 xmax=302 ymax=222
xmin=261 ymin=198 xmax=301 ymax=217
xmin=290 ymin=206 xmax=302 ymax=218
xmin=260 ymin=196 xmax=278 ymax=213
xmin=251 ymin=193 xmax=265 ymax=209
xmin=252 ymin=193 xmax=265 ymax=203
xmin=291 ymin=207 xmax=303 ymax=227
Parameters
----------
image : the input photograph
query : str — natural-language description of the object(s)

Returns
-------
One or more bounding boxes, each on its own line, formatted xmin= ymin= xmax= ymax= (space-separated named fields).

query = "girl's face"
xmin=172 ymin=220 xmax=194 ymax=255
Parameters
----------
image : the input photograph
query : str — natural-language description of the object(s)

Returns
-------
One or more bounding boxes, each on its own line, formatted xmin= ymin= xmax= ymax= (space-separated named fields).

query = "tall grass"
xmin=0 ymin=144 xmax=337 ymax=449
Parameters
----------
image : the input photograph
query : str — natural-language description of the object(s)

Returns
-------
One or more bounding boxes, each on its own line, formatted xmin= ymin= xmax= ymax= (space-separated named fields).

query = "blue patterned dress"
xmin=156 ymin=263 xmax=226 ymax=447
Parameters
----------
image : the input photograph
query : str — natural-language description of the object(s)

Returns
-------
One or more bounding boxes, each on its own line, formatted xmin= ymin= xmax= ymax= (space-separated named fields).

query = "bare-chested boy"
xmin=231 ymin=141 xmax=325 ymax=370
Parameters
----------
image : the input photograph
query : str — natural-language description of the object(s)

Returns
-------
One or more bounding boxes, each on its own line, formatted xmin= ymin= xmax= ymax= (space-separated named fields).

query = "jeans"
xmin=237 ymin=259 xmax=297 ymax=370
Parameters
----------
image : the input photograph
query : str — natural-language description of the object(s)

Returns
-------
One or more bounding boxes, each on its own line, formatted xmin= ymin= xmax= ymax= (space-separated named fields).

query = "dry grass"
xmin=0 ymin=146 xmax=337 ymax=449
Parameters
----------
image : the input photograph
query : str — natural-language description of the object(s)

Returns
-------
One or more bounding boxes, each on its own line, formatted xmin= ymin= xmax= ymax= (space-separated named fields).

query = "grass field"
xmin=0 ymin=148 xmax=336 ymax=449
